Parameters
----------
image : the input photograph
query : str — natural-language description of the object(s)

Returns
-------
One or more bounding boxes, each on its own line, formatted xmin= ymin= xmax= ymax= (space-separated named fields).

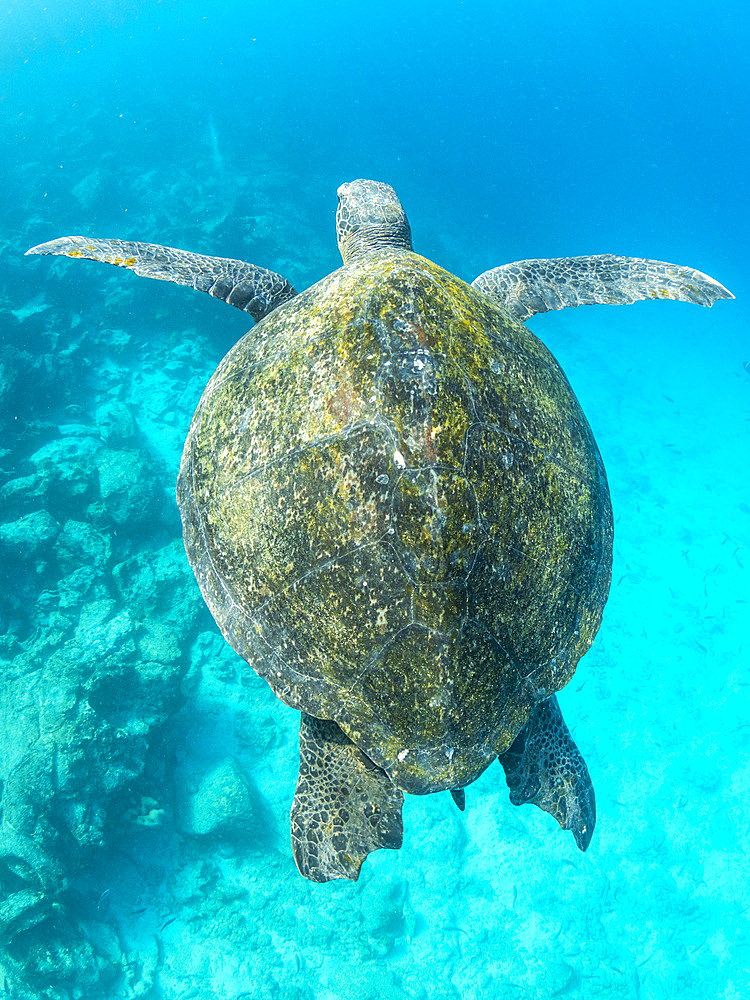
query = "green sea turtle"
xmin=26 ymin=180 xmax=732 ymax=882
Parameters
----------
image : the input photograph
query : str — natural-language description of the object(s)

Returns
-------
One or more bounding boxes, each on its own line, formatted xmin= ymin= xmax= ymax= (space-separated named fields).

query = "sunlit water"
xmin=0 ymin=2 xmax=747 ymax=997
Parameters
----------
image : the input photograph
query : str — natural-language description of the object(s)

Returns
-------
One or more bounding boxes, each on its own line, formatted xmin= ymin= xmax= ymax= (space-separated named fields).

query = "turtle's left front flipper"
xmin=498 ymin=696 xmax=595 ymax=851
xmin=472 ymin=254 xmax=734 ymax=322
xmin=25 ymin=236 xmax=296 ymax=322
xmin=291 ymin=714 xmax=404 ymax=883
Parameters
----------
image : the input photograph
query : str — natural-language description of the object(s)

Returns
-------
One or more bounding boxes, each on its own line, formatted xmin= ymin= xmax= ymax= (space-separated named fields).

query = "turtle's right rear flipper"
xmin=25 ymin=236 xmax=296 ymax=322
xmin=498 ymin=695 xmax=595 ymax=851
xmin=291 ymin=714 xmax=404 ymax=883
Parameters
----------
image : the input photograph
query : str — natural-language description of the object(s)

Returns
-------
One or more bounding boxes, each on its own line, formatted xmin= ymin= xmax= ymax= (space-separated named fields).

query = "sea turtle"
xmin=26 ymin=180 xmax=732 ymax=882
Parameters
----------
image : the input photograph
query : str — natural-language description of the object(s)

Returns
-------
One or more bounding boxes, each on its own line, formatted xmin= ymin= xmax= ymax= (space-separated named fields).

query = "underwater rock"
xmin=55 ymin=518 xmax=112 ymax=573
xmin=95 ymin=447 xmax=160 ymax=526
xmin=95 ymin=400 xmax=137 ymax=447
xmin=0 ymin=721 xmax=131 ymax=999
xmin=29 ymin=435 xmax=102 ymax=507
xmin=112 ymin=539 xmax=207 ymax=633
xmin=177 ymin=757 xmax=255 ymax=837
xmin=129 ymin=657 xmax=186 ymax=726
xmin=0 ymin=591 xmax=186 ymax=858
xmin=75 ymin=605 xmax=137 ymax=661
xmin=0 ymin=474 xmax=47 ymax=518
xmin=58 ymin=422 xmax=98 ymax=438
xmin=99 ymin=327 xmax=133 ymax=353
xmin=57 ymin=565 xmax=107 ymax=611
xmin=187 ymin=629 xmax=241 ymax=687
xmin=1 ymin=900 xmax=118 ymax=1000
xmin=0 ymin=831 xmax=62 ymax=897
xmin=0 ymin=633 xmax=22 ymax=659
xmin=138 ymin=620 xmax=182 ymax=665
xmin=63 ymin=600 xmax=185 ymax=730
xmin=2 ymin=744 xmax=58 ymax=843
xmin=0 ymin=509 xmax=62 ymax=633
xmin=0 ymin=887 xmax=48 ymax=939
xmin=0 ymin=509 xmax=59 ymax=557
xmin=3 ymin=616 xmax=74 ymax=680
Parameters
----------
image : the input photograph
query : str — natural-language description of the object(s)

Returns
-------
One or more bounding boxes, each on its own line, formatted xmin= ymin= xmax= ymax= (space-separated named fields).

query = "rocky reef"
xmin=0 ymin=399 xmax=204 ymax=996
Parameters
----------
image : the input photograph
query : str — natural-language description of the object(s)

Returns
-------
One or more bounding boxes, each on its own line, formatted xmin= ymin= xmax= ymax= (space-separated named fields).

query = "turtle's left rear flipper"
xmin=498 ymin=695 xmax=595 ymax=851
xmin=472 ymin=254 xmax=734 ymax=321
xmin=25 ymin=235 xmax=296 ymax=322
xmin=291 ymin=714 xmax=404 ymax=883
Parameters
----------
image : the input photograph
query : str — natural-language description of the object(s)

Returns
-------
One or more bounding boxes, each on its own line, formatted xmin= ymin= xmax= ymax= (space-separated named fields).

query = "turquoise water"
xmin=1 ymin=1 xmax=747 ymax=997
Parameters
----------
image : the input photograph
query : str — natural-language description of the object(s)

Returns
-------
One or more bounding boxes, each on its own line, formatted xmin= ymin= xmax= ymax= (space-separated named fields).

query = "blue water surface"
xmin=1 ymin=1 xmax=747 ymax=998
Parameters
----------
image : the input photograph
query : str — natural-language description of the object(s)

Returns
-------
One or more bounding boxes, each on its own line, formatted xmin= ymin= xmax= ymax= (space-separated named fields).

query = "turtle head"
xmin=336 ymin=179 xmax=413 ymax=264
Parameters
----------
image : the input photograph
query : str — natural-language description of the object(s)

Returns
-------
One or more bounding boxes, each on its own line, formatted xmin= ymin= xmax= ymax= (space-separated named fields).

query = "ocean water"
xmin=1 ymin=1 xmax=748 ymax=997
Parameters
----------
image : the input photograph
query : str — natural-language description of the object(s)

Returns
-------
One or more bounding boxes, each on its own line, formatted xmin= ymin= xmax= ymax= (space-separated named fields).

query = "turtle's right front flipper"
xmin=291 ymin=714 xmax=404 ymax=883
xmin=25 ymin=236 xmax=296 ymax=322
xmin=498 ymin=695 xmax=595 ymax=852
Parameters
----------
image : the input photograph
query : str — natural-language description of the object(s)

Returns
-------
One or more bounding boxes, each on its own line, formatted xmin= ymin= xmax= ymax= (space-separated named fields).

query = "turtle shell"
xmin=176 ymin=249 xmax=613 ymax=795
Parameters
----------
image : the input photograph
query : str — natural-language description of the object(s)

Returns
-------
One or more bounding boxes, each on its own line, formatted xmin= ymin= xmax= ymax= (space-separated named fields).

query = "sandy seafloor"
xmin=1 ymin=2 xmax=748 ymax=998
